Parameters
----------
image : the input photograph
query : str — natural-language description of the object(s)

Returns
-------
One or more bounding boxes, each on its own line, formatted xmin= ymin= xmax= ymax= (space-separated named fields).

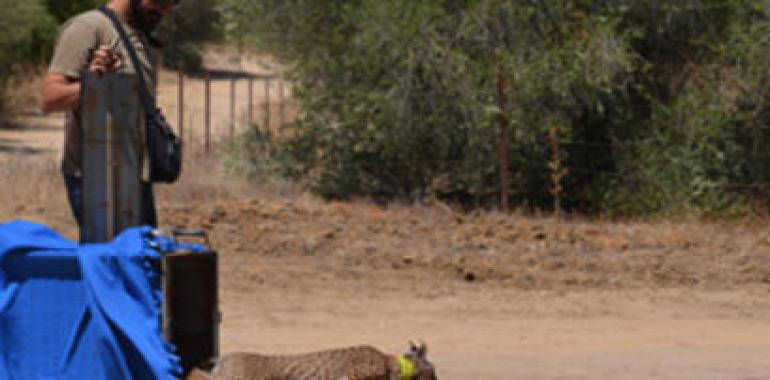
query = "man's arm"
xmin=41 ymin=45 xmax=121 ymax=114
xmin=40 ymin=73 xmax=81 ymax=114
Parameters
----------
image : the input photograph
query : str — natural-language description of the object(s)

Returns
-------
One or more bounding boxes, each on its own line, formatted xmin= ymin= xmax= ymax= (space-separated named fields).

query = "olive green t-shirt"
xmin=49 ymin=9 xmax=160 ymax=177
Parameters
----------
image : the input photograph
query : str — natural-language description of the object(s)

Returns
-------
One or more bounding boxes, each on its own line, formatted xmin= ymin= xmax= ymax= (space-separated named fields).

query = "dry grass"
xmin=4 ymin=65 xmax=46 ymax=114
xmin=0 ymin=155 xmax=75 ymax=237
xmin=154 ymin=144 xmax=304 ymax=207
xmin=157 ymin=191 xmax=770 ymax=293
xmin=0 ymin=142 xmax=302 ymax=239
xmin=4 ymin=146 xmax=770 ymax=292
xmin=3 ymin=67 xmax=770 ymax=293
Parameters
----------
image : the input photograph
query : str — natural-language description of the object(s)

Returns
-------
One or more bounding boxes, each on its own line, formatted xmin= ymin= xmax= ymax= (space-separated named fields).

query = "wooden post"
xmin=230 ymin=77 xmax=236 ymax=140
xmin=80 ymin=73 xmax=142 ymax=243
xmin=497 ymin=64 xmax=510 ymax=212
xmin=264 ymin=79 xmax=271 ymax=133
xmin=177 ymin=62 xmax=184 ymax=142
xmin=278 ymin=78 xmax=285 ymax=130
xmin=549 ymin=126 xmax=567 ymax=216
xmin=205 ymin=71 xmax=211 ymax=154
xmin=247 ymin=77 xmax=253 ymax=126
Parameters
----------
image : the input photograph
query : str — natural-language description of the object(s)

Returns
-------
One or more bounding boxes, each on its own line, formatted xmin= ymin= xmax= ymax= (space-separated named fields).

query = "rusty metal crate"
xmin=160 ymin=229 xmax=220 ymax=376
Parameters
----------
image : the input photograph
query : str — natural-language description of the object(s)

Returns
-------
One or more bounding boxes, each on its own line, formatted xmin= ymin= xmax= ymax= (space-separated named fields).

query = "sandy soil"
xmin=164 ymin=198 xmax=770 ymax=380
xmin=2 ymin=71 xmax=770 ymax=380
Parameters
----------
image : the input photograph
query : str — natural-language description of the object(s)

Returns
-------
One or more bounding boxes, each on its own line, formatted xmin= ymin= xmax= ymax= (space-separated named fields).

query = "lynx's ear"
xmin=407 ymin=340 xmax=428 ymax=358
xmin=416 ymin=340 xmax=428 ymax=358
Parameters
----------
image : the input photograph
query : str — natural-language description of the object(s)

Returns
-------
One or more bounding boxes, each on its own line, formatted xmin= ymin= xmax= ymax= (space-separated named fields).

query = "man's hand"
xmin=41 ymin=45 xmax=122 ymax=113
xmin=88 ymin=44 xmax=121 ymax=74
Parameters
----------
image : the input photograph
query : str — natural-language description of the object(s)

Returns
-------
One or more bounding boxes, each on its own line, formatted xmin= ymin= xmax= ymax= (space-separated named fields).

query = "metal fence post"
xmin=205 ymin=71 xmax=211 ymax=153
xmin=230 ymin=77 xmax=236 ymax=140
xmin=177 ymin=62 xmax=184 ymax=142
xmin=247 ymin=77 xmax=253 ymax=127
xmin=278 ymin=78 xmax=285 ymax=130
xmin=264 ymin=79 xmax=271 ymax=133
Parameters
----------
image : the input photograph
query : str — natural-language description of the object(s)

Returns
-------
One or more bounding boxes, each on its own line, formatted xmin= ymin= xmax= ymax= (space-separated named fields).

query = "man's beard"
xmin=130 ymin=0 xmax=163 ymax=35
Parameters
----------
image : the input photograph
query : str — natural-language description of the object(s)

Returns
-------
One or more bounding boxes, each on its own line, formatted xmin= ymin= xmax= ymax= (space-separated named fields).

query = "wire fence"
xmin=159 ymin=66 xmax=769 ymax=210
xmin=160 ymin=64 xmax=298 ymax=154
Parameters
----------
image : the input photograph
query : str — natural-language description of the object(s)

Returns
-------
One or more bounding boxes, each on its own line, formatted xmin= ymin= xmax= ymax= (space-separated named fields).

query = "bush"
xmin=44 ymin=0 xmax=103 ymax=22
xmin=219 ymin=0 xmax=770 ymax=217
xmin=0 ymin=0 xmax=57 ymax=111
xmin=159 ymin=0 xmax=221 ymax=70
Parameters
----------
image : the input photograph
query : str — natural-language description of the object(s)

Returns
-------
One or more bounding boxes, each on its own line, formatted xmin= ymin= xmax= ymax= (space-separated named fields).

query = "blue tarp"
xmin=0 ymin=221 xmax=186 ymax=380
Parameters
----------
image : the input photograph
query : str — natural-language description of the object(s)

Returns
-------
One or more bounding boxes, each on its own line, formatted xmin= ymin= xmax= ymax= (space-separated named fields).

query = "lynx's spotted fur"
xmin=187 ymin=342 xmax=437 ymax=380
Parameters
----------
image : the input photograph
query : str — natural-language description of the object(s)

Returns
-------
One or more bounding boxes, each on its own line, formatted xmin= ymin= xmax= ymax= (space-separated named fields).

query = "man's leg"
xmin=63 ymin=173 xmax=84 ymax=229
xmin=65 ymin=175 xmax=157 ymax=236
xmin=141 ymin=182 xmax=158 ymax=228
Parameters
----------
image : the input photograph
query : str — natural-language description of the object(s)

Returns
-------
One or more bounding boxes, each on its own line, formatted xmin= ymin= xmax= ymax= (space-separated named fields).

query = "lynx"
xmin=187 ymin=341 xmax=437 ymax=380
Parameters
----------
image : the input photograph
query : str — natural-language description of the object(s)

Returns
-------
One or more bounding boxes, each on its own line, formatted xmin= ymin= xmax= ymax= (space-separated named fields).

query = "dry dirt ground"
xmin=2 ymin=71 xmax=770 ymax=379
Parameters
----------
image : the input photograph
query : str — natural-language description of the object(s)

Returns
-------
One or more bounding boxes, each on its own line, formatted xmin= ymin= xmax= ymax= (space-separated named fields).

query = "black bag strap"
xmin=98 ymin=5 xmax=156 ymax=115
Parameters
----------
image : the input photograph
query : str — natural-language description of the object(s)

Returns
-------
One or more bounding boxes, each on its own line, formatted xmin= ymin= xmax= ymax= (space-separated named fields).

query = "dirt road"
xmin=176 ymin=196 xmax=770 ymax=380
xmin=218 ymin=280 xmax=770 ymax=380
xmin=3 ymin=72 xmax=770 ymax=379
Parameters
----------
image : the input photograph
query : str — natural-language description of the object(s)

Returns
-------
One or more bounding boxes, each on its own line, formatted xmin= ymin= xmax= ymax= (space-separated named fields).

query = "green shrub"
xmin=0 ymin=0 xmax=57 ymax=111
xmin=202 ymin=1 xmax=770 ymax=216
xmin=159 ymin=0 xmax=221 ymax=70
xmin=44 ymin=0 xmax=104 ymax=22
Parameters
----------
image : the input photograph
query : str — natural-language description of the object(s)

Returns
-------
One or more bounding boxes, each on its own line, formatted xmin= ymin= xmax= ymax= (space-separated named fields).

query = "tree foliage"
xmin=159 ymin=0 xmax=222 ymax=70
xmin=221 ymin=0 xmax=770 ymax=216
xmin=44 ymin=0 xmax=104 ymax=22
xmin=0 ymin=0 xmax=57 ymax=110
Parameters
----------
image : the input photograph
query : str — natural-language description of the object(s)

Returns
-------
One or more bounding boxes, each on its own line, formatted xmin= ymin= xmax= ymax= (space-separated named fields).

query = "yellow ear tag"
xmin=398 ymin=355 xmax=415 ymax=380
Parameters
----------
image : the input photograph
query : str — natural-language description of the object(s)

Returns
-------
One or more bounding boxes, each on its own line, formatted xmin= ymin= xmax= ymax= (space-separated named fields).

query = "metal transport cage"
xmin=0 ymin=224 xmax=220 ymax=379
xmin=161 ymin=228 xmax=220 ymax=376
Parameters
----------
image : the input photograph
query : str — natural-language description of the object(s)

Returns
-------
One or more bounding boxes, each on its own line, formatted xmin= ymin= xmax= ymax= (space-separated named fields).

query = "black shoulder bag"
xmin=99 ymin=5 xmax=182 ymax=183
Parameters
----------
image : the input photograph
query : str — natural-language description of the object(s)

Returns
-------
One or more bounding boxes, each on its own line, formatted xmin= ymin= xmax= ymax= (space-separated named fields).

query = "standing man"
xmin=40 ymin=0 xmax=178 ymax=230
